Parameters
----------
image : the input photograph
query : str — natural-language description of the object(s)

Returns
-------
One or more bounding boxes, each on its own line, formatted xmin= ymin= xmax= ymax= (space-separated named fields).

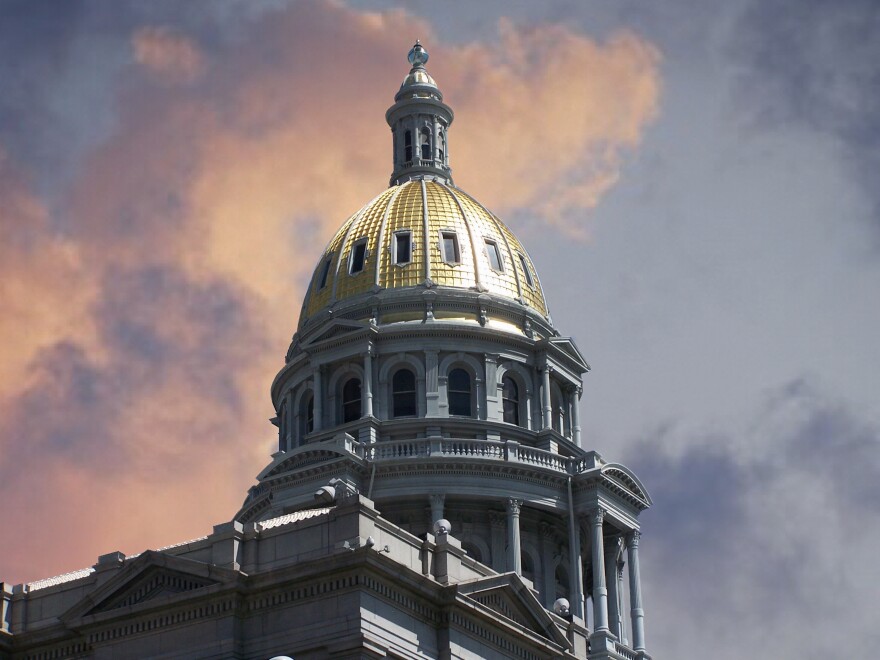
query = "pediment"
xmin=455 ymin=573 xmax=569 ymax=649
xmin=301 ymin=319 xmax=374 ymax=349
xmin=61 ymin=551 xmax=239 ymax=622
xmin=547 ymin=337 xmax=590 ymax=372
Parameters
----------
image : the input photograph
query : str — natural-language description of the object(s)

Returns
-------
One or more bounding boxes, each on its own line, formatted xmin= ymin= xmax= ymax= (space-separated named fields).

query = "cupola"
xmin=386 ymin=41 xmax=454 ymax=185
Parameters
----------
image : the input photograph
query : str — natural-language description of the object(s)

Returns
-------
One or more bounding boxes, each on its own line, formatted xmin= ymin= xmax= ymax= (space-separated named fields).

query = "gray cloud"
xmin=730 ymin=0 xmax=880 ymax=233
xmin=626 ymin=379 xmax=880 ymax=658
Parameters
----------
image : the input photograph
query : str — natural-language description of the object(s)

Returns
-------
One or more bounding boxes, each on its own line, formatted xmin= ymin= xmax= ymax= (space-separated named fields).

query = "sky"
xmin=1 ymin=1 xmax=878 ymax=657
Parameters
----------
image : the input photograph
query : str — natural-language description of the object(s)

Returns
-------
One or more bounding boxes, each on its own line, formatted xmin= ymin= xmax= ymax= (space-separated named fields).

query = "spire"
xmin=386 ymin=41 xmax=454 ymax=186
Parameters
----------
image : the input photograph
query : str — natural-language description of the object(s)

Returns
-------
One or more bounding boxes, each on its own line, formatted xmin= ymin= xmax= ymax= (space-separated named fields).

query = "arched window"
xmin=342 ymin=378 xmax=361 ymax=423
xmin=303 ymin=393 xmax=314 ymax=434
xmin=420 ymin=127 xmax=431 ymax=160
xmin=502 ymin=376 xmax=520 ymax=426
xmin=392 ymin=368 xmax=417 ymax=417
xmin=404 ymin=129 xmax=413 ymax=162
xmin=278 ymin=401 xmax=288 ymax=452
xmin=448 ymin=368 xmax=472 ymax=417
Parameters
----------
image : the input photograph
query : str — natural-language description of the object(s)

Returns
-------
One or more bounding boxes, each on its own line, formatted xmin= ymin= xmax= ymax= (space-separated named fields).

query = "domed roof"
xmin=300 ymin=179 xmax=548 ymax=325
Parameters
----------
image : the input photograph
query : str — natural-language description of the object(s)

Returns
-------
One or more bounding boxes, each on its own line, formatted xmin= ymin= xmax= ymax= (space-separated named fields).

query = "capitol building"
xmin=0 ymin=43 xmax=652 ymax=660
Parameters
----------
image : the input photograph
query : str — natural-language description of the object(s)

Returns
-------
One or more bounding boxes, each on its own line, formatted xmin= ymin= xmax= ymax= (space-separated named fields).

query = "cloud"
xmin=132 ymin=26 xmax=206 ymax=83
xmin=0 ymin=148 xmax=98 ymax=400
xmin=0 ymin=0 xmax=661 ymax=584
xmin=730 ymin=0 xmax=880 ymax=235
xmin=438 ymin=20 xmax=661 ymax=238
xmin=627 ymin=379 xmax=880 ymax=658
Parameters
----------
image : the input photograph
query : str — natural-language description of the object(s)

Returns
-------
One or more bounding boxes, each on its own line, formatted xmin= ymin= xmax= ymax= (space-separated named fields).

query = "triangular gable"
xmin=454 ymin=573 xmax=570 ymax=649
xmin=547 ymin=337 xmax=590 ymax=372
xmin=300 ymin=319 xmax=375 ymax=349
xmin=61 ymin=551 xmax=239 ymax=622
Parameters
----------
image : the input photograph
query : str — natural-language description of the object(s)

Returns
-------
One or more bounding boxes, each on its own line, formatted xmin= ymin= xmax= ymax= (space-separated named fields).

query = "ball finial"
xmin=408 ymin=40 xmax=429 ymax=68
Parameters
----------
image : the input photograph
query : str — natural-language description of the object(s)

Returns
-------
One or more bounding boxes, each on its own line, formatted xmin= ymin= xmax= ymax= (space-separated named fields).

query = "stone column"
xmin=590 ymin=508 xmax=609 ymax=632
xmin=363 ymin=343 xmax=374 ymax=418
xmin=617 ymin=559 xmax=628 ymax=646
xmin=507 ymin=498 xmax=522 ymax=575
xmin=525 ymin=387 xmax=534 ymax=431
xmin=425 ymin=349 xmax=439 ymax=416
xmin=627 ymin=531 xmax=646 ymax=652
xmin=485 ymin=353 xmax=499 ymax=421
xmin=313 ymin=366 xmax=323 ymax=432
xmin=567 ymin=508 xmax=585 ymax=619
xmin=605 ymin=538 xmax=621 ymax=639
xmin=429 ymin=493 xmax=445 ymax=525
xmin=571 ymin=386 xmax=582 ymax=447
xmin=541 ymin=363 xmax=552 ymax=430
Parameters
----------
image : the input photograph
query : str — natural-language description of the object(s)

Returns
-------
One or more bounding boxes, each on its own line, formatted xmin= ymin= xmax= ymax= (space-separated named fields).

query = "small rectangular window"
xmin=485 ymin=239 xmax=503 ymax=272
xmin=393 ymin=231 xmax=412 ymax=265
xmin=441 ymin=231 xmax=460 ymax=264
xmin=318 ymin=257 xmax=333 ymax=289
xmin=518 ymin=253 xmax=534 ymax=287
xmin=349 ymin=240 xmax=367 ymax=274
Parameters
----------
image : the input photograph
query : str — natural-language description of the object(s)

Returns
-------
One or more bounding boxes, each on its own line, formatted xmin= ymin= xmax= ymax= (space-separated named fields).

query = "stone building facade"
xmin=0 ymin=43 xmax=652 ymax=660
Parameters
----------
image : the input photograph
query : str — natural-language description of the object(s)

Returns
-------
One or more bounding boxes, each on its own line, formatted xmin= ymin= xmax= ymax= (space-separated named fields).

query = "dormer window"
xmin=485 ymin=239 xmax=503 ymax=272
xmin=318 ymin=256 xmax=333 ymax=289
xmin=518 ymin=253 xmax=534 ymax=287
xmin=349 ymin=239 xmax=368 ymax=275
xmin=393 ymin=231 xmax=412 ymax=265
xmin=441 ymin=231 xmax=460 ymax=264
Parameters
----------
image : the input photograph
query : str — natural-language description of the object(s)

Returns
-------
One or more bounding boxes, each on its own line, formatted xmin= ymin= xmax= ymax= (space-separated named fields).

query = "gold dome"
xmin=301 ymin=179 xmax=548 ymax=324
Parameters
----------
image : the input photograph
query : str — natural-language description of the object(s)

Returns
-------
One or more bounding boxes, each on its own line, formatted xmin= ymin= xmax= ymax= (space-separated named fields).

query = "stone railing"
xmin=361 ymin=436 xmax=596 ymax=475
xmin=613 ymin=642 xmax=638 ymax=660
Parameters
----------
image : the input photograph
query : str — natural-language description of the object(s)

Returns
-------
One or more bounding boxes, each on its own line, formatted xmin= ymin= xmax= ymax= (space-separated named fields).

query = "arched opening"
xmin=300 ymin=392 xmax=314 ymax=438
xmin=502 ymin=376 xmax=520 ymax=426
xmin=342 ymin=378 xmax=362 ymax=423
xmin=392 ymin=368 xmax=417 ymax=418
xmin=462 ymin=542 xmax=483 ymax=564
xmin=278 ymin=401 xmax=288 ymax=452
xmin=551 ymin=382 xmax=565 ymax=434
xmin=521 ymin=551 xmax=536 ymax=584
xmin=448 ymin=368 xmax=472 ymax=417
xmin=420 ymin=127 xmax=431 ymax=160
xmin=404 ymin=129 xmax=412 ymax=162
xmin=555 ymin=565 xmax=569 ymax=600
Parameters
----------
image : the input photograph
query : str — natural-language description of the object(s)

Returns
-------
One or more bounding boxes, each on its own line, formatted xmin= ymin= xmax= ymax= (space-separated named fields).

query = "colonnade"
xmin=430 ymin=497 xmax=646 ymax=652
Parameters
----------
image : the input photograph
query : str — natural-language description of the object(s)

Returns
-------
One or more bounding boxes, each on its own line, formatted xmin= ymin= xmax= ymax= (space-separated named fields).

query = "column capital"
xmin=627 ymin=530 xmax=641 ymax=548
xmin=429 ymin=493 xmax=445 ymax=507
xmin=506 ymin=498 xmax=523 ymax=515
xmin=590 ymin=507 xmax=606 ymax=526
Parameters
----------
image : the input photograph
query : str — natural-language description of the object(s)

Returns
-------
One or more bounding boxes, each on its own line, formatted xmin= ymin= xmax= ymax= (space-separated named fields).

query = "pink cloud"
xmin=132 ymin=26 xmax=206 ymax=84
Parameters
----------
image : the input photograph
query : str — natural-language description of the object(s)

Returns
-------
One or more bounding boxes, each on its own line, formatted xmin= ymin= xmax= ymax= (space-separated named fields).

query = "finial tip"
xmin=408 ymin=41 xmax=428 ymax=68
